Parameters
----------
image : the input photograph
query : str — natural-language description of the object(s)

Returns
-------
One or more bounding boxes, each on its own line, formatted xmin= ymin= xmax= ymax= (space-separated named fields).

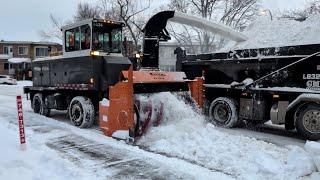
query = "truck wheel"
xmin=209 ymin=97 xmax=239 ymax=128
xmin=32 ymin=93 xmax=50 ymax=116
xmin=295 ymin=103 xmax=320 ymax=140
xmin=69 ymin=96 xmax=95 ymax=128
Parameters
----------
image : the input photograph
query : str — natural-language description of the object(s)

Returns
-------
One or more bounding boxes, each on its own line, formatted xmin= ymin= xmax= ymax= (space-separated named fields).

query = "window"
xmin=18 ymin=46 xmax=28 ymax=55
xmin=65 ymin=27 xmax=80 ymax=52
xmin=4 ymin=63 xmax=9 ymax=70
xmin=81 ymin=25 xmax=91 ymax=50
xmin=92 ymin=23 xmax=122 ymax=53
xmin=3 ymin=46 xmax=13 ymax=55
xmin=35 ymin=47 xmax=49 ymax=57
xmin=111 ymin=29 xmax=121 ymax=53
xmin=3 ymin=46 xmax=9 ymax=54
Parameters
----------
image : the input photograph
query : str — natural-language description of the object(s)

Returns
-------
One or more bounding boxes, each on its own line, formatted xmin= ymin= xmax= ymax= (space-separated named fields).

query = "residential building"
xmin=0 ymin=41 xmax=62 ymax=79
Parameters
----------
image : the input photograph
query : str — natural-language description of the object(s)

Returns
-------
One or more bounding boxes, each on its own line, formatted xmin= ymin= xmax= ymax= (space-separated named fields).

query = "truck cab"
xmin=61 ymin=18 xmax=124 ymax=58
xmin=31 ymin=18 xmax=130 ymax=89
xmin=24 ymin=18 xmax=131 ymax=126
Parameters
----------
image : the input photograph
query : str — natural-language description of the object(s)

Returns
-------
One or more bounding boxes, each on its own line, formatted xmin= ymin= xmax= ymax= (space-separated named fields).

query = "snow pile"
xmin=305 ymin=141 xmax=320 ymax=171
xmin=8 ymin=58 xmax=31 ymax=64
xmin=221 ymin=15 xmax=320 ymax=51
xmin=285 ymin=146 xmax=316 ymax=177
xmin=0 ymin=81 xmax=32 ymax=96
xmin=137 ymin=92 xmax=317 ymax=179
xmin=0 ymin=120 xmax=93 ymax=180
xmin=17 ymin=80 xmax=32 ymax=87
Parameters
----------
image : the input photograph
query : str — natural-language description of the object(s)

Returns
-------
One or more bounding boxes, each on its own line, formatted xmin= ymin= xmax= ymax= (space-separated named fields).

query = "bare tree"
xmin=74 ymin=2 xmax=101 ymax=21
xmin=280 ymin=0 xmax=320 ymax=21
xmin=39 ymin=14 xmax=65 ymax=42
xmin=166 ymin=0 xmax=259 ymax=53
xmin=40 ymin=2 xmax=101 ymax=42
xmin=101 ymin=0 xmax=151 ymax=51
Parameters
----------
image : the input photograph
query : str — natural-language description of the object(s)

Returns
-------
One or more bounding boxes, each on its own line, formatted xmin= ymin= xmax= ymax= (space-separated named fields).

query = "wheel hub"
xmin=213 ymin=104 xmax=230 ymax=123
xmin=71 ymin=104 xmax=83 ymax=126
xmin=303 ymin=110 xmax=320 ymax=133
xmin=34 ymin=98 xmax=41 ymax=113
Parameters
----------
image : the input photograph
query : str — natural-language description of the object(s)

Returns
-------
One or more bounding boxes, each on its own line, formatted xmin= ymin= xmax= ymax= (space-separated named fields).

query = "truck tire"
xmin=32 ymin=93 xmax=50 ymax=116
xmin=68 ymin=96 xmax=95 ymax=128
xmin=295 ymin=103 xmax=320 ymax=140
xmin=209 ymin=97 xmax=239 ymax=128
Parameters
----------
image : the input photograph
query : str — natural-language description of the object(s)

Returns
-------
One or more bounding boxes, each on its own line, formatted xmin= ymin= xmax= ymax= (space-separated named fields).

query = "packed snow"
xmin=221 ymin=15 xmax=320 ymax=51
xmin=8 ymin=58 xmax=31 ymax=64
xmin=1 ymin=82 xmax=320 ymax=179
xmin=0 ymin=120 xmax=94 ymax=180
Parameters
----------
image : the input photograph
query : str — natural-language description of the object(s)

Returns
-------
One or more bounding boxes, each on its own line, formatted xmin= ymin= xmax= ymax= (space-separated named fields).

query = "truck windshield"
xmin=92 ymin=22 xmax=122 ymax=53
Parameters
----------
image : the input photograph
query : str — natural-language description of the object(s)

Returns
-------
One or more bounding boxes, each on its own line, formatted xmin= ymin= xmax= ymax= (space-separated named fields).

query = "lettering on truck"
xmin=303 ymin=74 xmax=320 ymax=90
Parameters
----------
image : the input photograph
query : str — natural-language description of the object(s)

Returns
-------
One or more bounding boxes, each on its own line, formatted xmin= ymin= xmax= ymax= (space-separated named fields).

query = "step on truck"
xmin=24 ymin=16 xmax=204 ymax=139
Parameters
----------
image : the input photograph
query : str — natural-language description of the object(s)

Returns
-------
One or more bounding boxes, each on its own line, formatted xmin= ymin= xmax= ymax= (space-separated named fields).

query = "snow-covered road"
xmin=0 ymin=82 xmax=231 ymax=179
xmin=1 ymin=82 xmax=320 ymax=179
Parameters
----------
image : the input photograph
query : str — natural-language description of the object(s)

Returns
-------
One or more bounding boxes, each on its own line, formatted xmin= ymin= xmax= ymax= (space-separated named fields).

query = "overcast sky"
xmin=0 ymin=0 xmax=309 ymax=42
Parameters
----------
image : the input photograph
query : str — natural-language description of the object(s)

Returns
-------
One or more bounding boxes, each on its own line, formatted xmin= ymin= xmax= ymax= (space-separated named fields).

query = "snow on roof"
xmin=0 ymin=40 xmax=60 ymax=46
xmin=8 ymin=58 xmax=31 ymax=64
xmin=221 ymin=15 xmax=320 ymax=51
xmin=0 ymin=54 xmax=10 ymax=59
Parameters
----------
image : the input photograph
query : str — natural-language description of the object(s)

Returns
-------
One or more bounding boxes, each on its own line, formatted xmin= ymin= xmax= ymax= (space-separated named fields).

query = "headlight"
xmin=90 ymin=51 xmax=100 ymax=56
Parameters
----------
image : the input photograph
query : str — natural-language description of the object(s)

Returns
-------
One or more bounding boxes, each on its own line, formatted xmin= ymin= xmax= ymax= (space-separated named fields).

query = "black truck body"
xmin=30 ymin=55 xmax=130 ymax=90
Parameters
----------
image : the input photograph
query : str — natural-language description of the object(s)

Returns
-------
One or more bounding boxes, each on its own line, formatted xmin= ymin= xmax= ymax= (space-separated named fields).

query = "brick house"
xmin=0 ymin=40 xmax=62 ymax=79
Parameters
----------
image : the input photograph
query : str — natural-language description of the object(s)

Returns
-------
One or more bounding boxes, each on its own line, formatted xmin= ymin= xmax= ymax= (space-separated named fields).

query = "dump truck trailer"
xmin=24 ymin=15 xmax=203 ymax=139
xmin=176 ymin=44 xmax=320 ymax=140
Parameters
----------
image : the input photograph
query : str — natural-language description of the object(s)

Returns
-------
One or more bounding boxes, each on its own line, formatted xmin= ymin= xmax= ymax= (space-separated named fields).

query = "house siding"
xmin=0 ymin=41 xmax=62 ymax=79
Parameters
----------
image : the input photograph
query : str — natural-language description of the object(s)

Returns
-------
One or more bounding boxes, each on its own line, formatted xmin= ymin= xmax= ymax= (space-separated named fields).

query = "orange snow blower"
xmin=99 ymin=66 xmax=203 ymax=139
xmin=99 ymin=10 xmax=206 ymax=140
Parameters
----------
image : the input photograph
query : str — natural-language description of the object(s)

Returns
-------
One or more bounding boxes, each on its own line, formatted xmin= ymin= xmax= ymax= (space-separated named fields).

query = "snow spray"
xmin=16 ymin=96 xmax=26 ymax=151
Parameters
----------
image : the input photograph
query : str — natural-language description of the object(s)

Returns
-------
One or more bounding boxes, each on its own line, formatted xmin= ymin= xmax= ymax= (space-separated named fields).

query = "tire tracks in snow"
xmin=0 ymin=95 xmax=233 ymax=179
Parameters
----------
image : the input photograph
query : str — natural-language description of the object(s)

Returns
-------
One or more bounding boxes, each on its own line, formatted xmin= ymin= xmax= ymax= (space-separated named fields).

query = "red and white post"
xmin=16 ymin=95 xmax=26 ymax=151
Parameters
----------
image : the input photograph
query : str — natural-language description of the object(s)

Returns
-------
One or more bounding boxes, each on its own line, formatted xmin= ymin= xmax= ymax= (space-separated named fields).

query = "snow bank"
xmin=305 ymin=141 xmax=320 ymax=171
xmin=137 ymin=92 xmax=317 ymax=179
xmin=0 ymin=120 xmax=93 ymax=180
xmin=285 ymin=146 xmax=316 ymax=177
xmin=0 ymin=81 xmax=32 ymax=96
xmin=8 ymin=58 xmax=31 ymax=64
xmin=221 ymin=15 xmax=320 ymax=51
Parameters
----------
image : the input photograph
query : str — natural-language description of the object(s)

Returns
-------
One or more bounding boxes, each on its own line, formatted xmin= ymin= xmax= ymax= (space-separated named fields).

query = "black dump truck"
xmin=176 ymin=44 xmax=320 ymax=140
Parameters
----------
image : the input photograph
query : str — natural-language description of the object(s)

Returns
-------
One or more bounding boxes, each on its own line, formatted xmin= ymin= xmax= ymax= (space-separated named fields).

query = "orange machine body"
xmin=122 ymin=70 xmax=187 ymax=84
xmin=99 ymin=67 xmax=204 ymax=139
xmin=99 ymin=67 xmax=134 ymax=137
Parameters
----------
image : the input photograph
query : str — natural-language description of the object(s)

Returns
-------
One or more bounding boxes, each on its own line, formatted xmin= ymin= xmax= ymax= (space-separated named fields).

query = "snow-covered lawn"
xmin=1 ymin=82 xmax=320 ymax=179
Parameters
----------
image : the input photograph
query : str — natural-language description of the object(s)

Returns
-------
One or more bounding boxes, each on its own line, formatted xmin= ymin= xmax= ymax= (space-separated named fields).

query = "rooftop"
xmin=0 ymin=40 xmax=61 ymax=46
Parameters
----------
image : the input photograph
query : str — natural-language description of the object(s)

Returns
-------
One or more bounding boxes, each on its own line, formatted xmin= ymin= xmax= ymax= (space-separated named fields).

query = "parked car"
xmin=0 ymin=75 xmax=17 ymax=85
